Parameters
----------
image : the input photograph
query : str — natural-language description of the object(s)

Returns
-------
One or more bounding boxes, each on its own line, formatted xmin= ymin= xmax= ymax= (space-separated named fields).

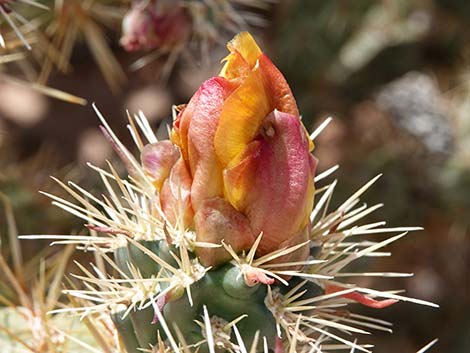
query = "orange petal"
xmin=258 ymin=54 xmax=315 ymax=152
xmin=172 ymin=77 xmax=235 ymax=168
xmin=169 ymin=104 xmax=186 ymax=150
xmin=258 ymin=54 xmax=299 ymax=117
xmin=172 ymin=99 xmax=196 ymax=165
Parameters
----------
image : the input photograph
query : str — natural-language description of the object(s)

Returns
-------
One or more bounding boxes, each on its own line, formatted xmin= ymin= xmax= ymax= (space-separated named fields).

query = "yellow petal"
xmin=214 ymin=66 xmax=270 ymax=166
xmin=220 ymin=32 xmax=262 ymax=78
xmin=219 ymin=51 xmax=251 ymax=81
xmin=223 ymin=141 xmax=261 ymax=211
xmin=301 ymin=124 xmax=315 ymax=152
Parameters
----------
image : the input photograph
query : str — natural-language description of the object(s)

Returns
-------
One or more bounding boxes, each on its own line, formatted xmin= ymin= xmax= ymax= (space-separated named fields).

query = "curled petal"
xmin=151 ymin=294 xmax=168 ymax=324
xmin=243 ymin=267 xmax=275 ymax=287
xmin=171 ymin=77 xmax=236 ymax=210
xmin=222 ymin=140 xmax=260 ymax=210
xmin=258 ymin=54 xmax=299 ymax=117
xmin=219 ymin=50 xmax=251 ymax=81
xmin=216 ymin=36 xmax=305 ymax=167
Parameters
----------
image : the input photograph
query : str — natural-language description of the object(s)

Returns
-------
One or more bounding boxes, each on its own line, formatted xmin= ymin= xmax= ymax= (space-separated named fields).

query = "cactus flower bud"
xmin=149 ymin=32 xmax=317 ymax=266
xmin=120 ymin=0 xmax=191 ymax=52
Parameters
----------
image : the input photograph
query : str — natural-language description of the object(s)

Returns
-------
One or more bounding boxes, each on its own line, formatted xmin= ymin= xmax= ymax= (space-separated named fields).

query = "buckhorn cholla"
xmin=27 ymin=32 xmax=438 ymax=353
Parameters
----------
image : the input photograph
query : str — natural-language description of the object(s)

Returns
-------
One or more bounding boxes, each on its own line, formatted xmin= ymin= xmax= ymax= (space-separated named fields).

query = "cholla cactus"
xmin=0 ymin=194 xmax=91 ymax=353
xmin=32 ymin=32 xmax=437 ymax=352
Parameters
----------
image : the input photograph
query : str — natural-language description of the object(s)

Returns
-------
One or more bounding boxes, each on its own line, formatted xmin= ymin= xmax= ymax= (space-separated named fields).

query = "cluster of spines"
xmin=22 ymin=108 xmax=439 ymax=353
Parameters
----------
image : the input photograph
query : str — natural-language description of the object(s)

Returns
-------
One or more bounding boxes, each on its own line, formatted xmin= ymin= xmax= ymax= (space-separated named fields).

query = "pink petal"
xmin=244 ymin=268 xmax=275 ymax=287
xmin=326 ymin=284 xmax=399 ymax=309
xmin=275 ymin=337 xmax=284 ymax=353
xmin=223 ymin=110 xmax=316 ymax=257
xmin=141 ymin=141 xmax=180 ymax=190
xmin=159 ymin=157 xmax=194 ymax=228
xmin=185 ymin=77 xmax=236 ymax=209
xmin=194 ymin=197 xmax=255 ymax=267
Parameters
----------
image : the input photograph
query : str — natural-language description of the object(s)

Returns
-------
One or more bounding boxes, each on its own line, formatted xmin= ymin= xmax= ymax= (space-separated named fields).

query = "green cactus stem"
xmin=111 ymin=306 xmax=141 ymax=353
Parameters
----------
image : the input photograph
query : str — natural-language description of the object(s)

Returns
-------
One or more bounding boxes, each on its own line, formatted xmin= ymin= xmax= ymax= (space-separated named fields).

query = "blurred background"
xmin=0 ymin=1 xmax=469 ymax=352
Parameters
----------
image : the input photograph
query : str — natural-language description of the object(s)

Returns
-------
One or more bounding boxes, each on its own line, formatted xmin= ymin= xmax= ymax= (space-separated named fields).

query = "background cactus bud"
xmin=120 ymin=0 xmax=192 ymax=52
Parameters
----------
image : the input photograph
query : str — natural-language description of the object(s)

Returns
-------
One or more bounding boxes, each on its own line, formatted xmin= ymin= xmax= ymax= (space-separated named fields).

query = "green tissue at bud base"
xmin=111 ymin=244 xmax=323 ymax=352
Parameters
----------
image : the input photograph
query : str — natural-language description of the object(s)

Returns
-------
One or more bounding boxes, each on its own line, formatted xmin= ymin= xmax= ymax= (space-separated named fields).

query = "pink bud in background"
xmin=120 ymin=0 xmax=191 ymax=52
